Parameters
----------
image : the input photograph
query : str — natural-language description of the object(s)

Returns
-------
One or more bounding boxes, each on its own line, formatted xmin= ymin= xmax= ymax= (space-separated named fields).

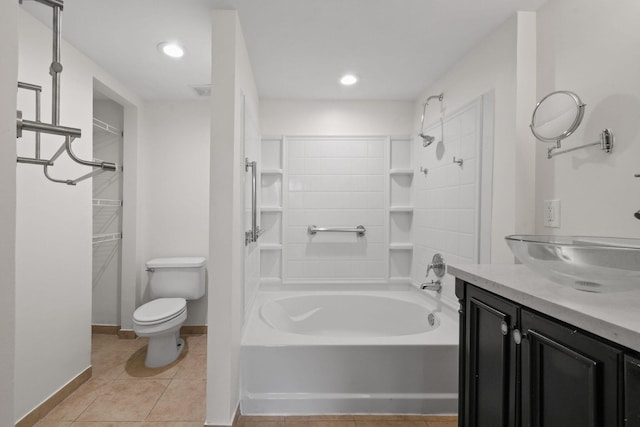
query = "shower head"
xmin=634 ymin=210 xmax=640 ymax=220
xmin=420 ymin=133 xmax=436 ymax=147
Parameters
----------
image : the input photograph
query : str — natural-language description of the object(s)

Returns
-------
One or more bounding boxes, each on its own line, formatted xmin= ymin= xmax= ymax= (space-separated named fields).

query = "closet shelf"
xmin=93 ymin=198 xmax=122 ymax=207
xmin=92 ymin=233 xmax=122 ymax=245
xmin=93 ymin=118 xmax=122 ymax=137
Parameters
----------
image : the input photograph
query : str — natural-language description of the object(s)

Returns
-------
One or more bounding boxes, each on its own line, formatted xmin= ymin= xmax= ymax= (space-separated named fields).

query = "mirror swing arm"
xmin=546 ymin=128 xmax=614 ymax=159
xmin=530 ymin=90 xmax=614 ymax=159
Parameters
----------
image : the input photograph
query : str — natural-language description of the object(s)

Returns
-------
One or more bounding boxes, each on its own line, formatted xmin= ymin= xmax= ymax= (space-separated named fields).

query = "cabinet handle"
xmin=513 ymin=328 xmax=523 ymax=345
xmin=500 ymin=321 xmax=508 ymax=336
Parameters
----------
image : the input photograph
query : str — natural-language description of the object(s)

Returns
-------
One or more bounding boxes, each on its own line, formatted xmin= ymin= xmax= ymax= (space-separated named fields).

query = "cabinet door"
xmin=520 ymin=309 xmax=621 ymax=427
xmin=463 ymin=286 xmax=518 ymax=427
xmin=625 ymin=355 xmax=640 ymax=427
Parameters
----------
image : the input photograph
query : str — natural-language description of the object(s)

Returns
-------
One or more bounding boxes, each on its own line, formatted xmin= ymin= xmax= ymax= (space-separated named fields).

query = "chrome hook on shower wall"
xmin=15 ymin=0 xmax=118 ymax=185
xmin=419 ymin=93 xmax=444 ymax=147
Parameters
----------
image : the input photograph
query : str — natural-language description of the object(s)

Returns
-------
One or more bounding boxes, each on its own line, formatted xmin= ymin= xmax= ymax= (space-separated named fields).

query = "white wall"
xmin=139 ymin=100 xmax=210 ymax=325
xmin=534 ymin=0 xmax=640 ymax=238
xmin=260 ymin=100 xmax=414 ymax=136
xmin=0 ymin=1 xmax=18 ymax=425
xmin=15 ymin=10 xmax=142 ymax=422
xmin=413 ymin=13 xmax=537 ymax=265
xmin=207 ymin=10 xmax=259 ymax=426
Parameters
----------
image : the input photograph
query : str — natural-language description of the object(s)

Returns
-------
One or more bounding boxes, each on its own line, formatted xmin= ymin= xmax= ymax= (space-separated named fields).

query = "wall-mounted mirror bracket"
xmin=547 ymin=128 xmax=614 ymax=159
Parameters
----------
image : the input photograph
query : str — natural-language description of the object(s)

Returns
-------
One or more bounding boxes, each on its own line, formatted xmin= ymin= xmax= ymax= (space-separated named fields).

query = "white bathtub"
xmin=240 ymin=284 xmax=459 ymax=415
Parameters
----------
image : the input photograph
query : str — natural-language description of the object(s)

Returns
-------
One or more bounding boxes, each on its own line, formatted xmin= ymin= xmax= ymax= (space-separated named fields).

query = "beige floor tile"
xmin=354 ymin=421 xmax=428 ymax=427
xmin=77 ymin=379 xmax=170 ymax=422
xmin=285 ymin=416 xmax=355 ymax=421
xmin=173 ymin=351 xmax=206 ymax=380
xmin=145 ymin=380 xmax=206 ymax=422
xmin=33 ymin=420 xmax=73 ymax=426
xmin=91 ymin=350 xmax=131 ymax=379
xmin=426 ymin=422 xmax=458 ymax=427
xmin=140 ymin=422 xmax=205 ymax=427
xmin=44 ymin=376 xmax=111 ymax=421
xmin=284 ymin=421 xmax=356 ymax=427
xmin=71 ymin=423 xmax=143 ymax=426
xmin=183 ymin=335 xmax=207 ymax=354
xmin=117 ymin=345 xmax=181 ymax=380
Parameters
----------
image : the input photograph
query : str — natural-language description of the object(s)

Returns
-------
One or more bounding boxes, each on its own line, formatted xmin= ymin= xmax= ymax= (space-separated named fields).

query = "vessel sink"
xmin=505 ymin=235 xmax=640 ymax=292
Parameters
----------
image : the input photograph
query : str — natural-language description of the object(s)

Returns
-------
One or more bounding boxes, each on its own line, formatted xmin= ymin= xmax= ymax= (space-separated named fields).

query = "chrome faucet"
xmin=421 ymin=280 xmax=442 ymax=292
xmin=421 ymin=253 xmax=446 ymax=293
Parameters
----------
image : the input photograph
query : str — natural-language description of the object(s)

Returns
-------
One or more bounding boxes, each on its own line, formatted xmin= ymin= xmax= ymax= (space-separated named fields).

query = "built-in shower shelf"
xmin=260 ymin=206 xmax=282 ymax=212
xmin=389 ymin=206 xmax=413 ymax=213
xmin=389 ymin=243 xmax=414 ymax=250
xmin=92 ymin=198 xmax=122 ymax=207
xmin=92 ymin=233 xmax=122 ymax=245
xmin=93 ymin=117 xmax=122 ymax=138
xmin=389 ymin=168 xmax=414 ymax=175
xmin=261 ymin=168 xmax=283 ymax=175
xmin=260 ymin=243 xmax=282 ymax=251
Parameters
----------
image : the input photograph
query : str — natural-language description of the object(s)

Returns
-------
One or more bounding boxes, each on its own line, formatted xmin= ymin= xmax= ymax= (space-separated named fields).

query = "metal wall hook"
xmin=420 ymin=166 xmax=428 ymax=176
xmin=453 ymin=156 xmax=463 ymax=167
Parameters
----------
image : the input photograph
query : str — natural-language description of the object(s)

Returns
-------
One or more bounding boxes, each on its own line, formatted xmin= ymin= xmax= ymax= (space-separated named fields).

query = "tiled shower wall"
xmin=284 ymin=137 xmax=388 ymax=281
xmin=412 ymin=97 xmax=486 ymax=302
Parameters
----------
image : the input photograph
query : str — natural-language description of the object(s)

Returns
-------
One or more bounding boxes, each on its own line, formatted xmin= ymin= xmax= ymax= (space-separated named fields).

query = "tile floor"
xmin=35 ymin=334 xmax=458 ymax=427
xmin=35 ymin=333 xmax=207 ymax=426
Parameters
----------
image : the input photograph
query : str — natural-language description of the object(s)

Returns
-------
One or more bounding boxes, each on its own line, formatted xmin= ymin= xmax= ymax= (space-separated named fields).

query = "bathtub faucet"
xmin=421 ymin=253 xmax=446 ymax=293
xmin=421 ymin=280 xmax=442 ymax=293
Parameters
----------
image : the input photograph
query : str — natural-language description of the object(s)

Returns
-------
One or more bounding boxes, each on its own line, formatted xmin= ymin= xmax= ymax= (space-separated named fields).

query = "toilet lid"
xmin=133 ymin=298 xmax=186 ymax=325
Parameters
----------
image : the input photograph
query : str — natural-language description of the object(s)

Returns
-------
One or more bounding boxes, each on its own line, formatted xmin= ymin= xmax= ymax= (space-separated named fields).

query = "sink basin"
xmin=505 ymin=235 xmax=640 ymax=292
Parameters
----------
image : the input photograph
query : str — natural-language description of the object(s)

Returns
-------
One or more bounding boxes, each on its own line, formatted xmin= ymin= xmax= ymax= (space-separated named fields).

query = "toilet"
xmin=133 ymin=257 xmax=206 ymax=368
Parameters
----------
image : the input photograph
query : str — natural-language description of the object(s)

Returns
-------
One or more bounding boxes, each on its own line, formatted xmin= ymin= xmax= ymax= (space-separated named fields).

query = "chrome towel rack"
xmin=15 ymin=0 xmax=119 ymax=185
xmin=307 ymin=225 xmax=366 ymax=236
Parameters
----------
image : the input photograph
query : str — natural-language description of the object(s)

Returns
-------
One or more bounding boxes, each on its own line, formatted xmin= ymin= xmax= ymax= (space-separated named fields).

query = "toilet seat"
xmin=133 ymin=298 xmax=186 ymax=326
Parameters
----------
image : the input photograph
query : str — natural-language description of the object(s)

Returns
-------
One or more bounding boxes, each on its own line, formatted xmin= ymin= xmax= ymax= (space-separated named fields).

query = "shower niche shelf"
xmin=388 ymin=137 xmax=414 ymax=283
xmin=260 ymin=136 xmax=284 ymax=284
xmin=261 ymin=168 xmax=283 ymax=175
xmin=389 ymin=168 xmax=414 ymax=176
xmin=260 ymin=206 xmax=282 ymax=212
xmin=389 ymin=243 xmax=414 ymax=250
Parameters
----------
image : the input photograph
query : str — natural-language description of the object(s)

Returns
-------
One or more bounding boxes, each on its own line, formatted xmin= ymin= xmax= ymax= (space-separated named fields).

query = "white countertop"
xmin=448 ymin=264 xmax=640 ymax=353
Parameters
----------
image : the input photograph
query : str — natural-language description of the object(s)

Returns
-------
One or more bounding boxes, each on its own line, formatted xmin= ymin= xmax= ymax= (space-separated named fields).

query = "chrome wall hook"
xmin=453 ymin=156 xmax=463 ymax=167
xmin=420 ymin=166 xmax=428 ymax=176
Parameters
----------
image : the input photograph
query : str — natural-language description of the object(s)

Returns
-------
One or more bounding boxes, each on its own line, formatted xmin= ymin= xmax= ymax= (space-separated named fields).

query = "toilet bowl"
xmin=133 ymin=257 xmax=206 ymax=368
xmin=133 ymin=298 xmax=187 ymax=368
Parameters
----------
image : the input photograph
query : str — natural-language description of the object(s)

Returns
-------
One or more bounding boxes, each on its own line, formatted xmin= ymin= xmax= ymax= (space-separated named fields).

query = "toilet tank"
xmin=146 ymin=257 xmax=206 ymax=300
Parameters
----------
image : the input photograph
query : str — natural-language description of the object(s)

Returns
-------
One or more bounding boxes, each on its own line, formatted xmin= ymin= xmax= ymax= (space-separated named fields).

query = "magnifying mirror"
xmin=530 ymin=90 xmax=585 ymax=143
xmin=530 ymin=90 xmax=613 ymax=159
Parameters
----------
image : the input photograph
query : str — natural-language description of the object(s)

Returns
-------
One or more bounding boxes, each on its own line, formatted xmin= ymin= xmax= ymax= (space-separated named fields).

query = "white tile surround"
xmin=412 ymin=98 xmax=485 ymax=302
xmin=257 ymin=100 xmax=489 ymax=303
xmin=284 ymin=137 xmax=388 ymax=281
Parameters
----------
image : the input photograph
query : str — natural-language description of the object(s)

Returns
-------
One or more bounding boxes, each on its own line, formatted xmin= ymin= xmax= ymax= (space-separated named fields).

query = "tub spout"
xmin=421 ymin=280 xmax=442 ymax=293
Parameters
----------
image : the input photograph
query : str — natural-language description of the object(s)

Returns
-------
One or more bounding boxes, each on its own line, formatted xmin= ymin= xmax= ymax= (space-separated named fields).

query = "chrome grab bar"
xmin=307 ymin=225 xmax=366 ymax=236
xmin=245 ymin=158 xmax=262 ymax=245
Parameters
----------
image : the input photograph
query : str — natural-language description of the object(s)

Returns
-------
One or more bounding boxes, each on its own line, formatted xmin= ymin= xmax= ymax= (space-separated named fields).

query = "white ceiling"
xmin=22 ymin=0 xmax=547 ymax=101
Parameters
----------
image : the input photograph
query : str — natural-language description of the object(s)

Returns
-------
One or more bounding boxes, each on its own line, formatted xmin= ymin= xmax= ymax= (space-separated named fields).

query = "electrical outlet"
xmin=544 ymin=199 xmax=560 ymax=228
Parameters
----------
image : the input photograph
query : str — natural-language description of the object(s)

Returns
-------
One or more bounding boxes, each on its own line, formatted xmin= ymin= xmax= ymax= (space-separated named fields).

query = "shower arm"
xmin=419 ymin=93 xmax=444 ymax=144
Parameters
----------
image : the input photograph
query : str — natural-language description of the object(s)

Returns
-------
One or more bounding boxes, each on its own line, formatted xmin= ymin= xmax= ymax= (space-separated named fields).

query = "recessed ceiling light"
xmin=158 ymin=42 xmax=185 ymax=59
xmin=340 ymin=74 xmax=358 ymax=86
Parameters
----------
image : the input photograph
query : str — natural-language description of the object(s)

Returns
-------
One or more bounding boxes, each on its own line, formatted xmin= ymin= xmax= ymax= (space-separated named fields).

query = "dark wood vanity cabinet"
xmin=456 ymin=279 xmax=639 ymax=427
